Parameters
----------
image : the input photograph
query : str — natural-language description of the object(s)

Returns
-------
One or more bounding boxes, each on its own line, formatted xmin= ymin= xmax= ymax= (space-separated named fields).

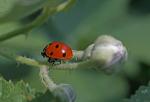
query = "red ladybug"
xmin=41 ymin=41 xmax=73 ymax=63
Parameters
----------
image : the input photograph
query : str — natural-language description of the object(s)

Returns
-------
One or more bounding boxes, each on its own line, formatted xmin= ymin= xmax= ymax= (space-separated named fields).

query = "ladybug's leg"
xmin=58 ymin=59 xmax=62 ymax=64
xmin=48 ymin=58 xmax=53 ymax=63
xmin=53 ymin=59 xmax=60 ymax=65
xmin=51 ymin=59 xmax=62 ymax=65
xmin=41 ymin=52 xmax=46 ymax=57
xmin=48 ymin=58 xmax=62 ymax=65
xmin=56 ymin=59 xmax=63 ymax=64
xmin=60 ymin=60 xmax=65 ymax=64
xmin=48 ymin=58 xmax=55 ymax=65
xmin=61 ymin=60 xmax=66 ymax=64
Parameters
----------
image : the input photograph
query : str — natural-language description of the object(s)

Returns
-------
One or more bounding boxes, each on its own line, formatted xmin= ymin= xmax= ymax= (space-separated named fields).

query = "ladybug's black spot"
xmin=50 ymin=52 xmax=53 ymax=55
xmin=62 ymin=53 xmax=66 ymax=57
xmin=55 ymin=44 xmax=59 ymax=48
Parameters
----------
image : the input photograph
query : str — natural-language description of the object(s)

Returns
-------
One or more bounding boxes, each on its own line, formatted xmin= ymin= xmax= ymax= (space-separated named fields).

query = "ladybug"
xmin=41 ymin=41 xmax=73 ymax=64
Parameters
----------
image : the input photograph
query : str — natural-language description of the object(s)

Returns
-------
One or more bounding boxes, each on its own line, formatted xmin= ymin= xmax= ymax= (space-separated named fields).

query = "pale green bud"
xmin=82 ymin=35 xmax=127 ymax=72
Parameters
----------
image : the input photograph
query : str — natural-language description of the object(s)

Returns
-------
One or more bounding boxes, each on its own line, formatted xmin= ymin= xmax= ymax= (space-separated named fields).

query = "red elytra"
xmin=42 ymin=41 xmax=73 ymax=61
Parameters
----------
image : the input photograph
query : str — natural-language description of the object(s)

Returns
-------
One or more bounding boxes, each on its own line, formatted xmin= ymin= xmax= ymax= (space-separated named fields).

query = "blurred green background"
xmin=0 ymin=0 xmax=150 ymax=102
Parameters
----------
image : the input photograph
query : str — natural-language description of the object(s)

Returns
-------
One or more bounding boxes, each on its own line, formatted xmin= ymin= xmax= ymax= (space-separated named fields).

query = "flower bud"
xmin=82 ymin=35 xmax=127 ymax=72
xmin=91 ymin=35 xmax=127 ymax=72
xmin=52 ymin=84 xmax=76 ymax=102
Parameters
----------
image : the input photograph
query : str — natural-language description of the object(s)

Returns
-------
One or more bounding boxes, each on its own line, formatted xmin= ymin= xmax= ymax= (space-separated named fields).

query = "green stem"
xmin=40 ymin=66 xmax=57 ymax=91
xmin=16 ymin=56 xmax=46 ymax=68
xmin=0 ymin=49 xmax=99 ymax=70
xmin=0 ymin=6 xmax=50 ymax=42
xmin=0 ymin=0 xmax=76 ymax=42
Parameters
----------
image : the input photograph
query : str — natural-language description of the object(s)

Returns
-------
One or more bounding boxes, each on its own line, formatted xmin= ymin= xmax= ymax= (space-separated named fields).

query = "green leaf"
xmin=32 ymin=89 xmax=75 ymax=102
xmin=124 ymin=83 xmax=150 ymax=102
xmin=0 ymin=77 xmax=35 ymax=102
xmin=0 ymin=0 xmax=63 ymax=23
xmin=0 ymin=75 xmax=76 ymax=102
xmin=31 ymin=91 xmax=55 ymax=102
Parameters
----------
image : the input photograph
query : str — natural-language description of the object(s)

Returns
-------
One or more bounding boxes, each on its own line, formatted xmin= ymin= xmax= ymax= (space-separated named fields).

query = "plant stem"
xmin=0 ymin=49 xmax=98 ymax=70
xmin=0 ymin=0 xmax=76 ymax=42
xmin=16 ymin=56 xmax=45 ymax=68
xmin=0 ymin=6 xmax=50 ymax=42
xmin=40 ymin=66 xmax=57 ymax=91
